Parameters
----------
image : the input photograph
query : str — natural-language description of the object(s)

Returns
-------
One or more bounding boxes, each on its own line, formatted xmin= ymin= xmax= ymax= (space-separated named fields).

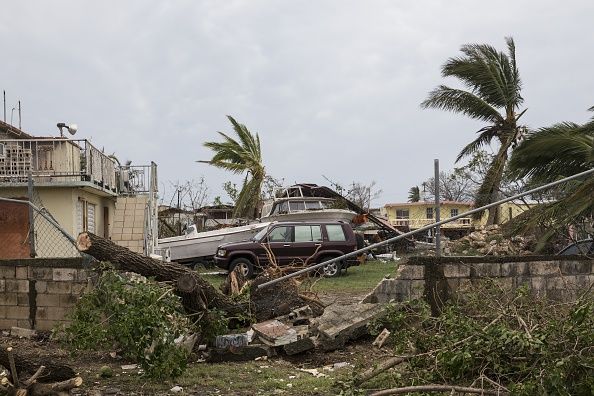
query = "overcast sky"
xmin=1 ymin=1 xmax=593 ymax=206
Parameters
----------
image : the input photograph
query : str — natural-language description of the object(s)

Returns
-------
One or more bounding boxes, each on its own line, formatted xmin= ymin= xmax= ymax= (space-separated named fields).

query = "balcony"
xmin=390 ymin=217 xmax=472 ymax=228
xmin=0 ymin=138 xmax=155 ymax=196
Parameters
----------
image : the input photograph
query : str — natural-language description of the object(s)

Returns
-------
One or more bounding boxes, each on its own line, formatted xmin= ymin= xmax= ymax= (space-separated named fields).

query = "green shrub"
xmin=59 ymin=269 xmax=192 ymax=379
xmin=364 ymin=282 xmax=594 ymax=394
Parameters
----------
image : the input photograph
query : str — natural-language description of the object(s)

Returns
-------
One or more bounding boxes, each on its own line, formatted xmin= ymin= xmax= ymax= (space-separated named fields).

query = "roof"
xmin=385 ymin=200 xmax=473 ymax=207
xmin=0 ymin=120 xmax=34 ymax=139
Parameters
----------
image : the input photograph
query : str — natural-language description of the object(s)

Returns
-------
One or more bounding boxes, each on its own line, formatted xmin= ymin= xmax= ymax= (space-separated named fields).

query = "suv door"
xmin=292 ymin=224 xmax=324 ymax=265
xmin=259 ymin=225 xmax=294 ymax=265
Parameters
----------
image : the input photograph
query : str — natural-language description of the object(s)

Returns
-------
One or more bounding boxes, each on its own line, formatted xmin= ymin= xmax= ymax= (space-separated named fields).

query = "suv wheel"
xmin=319 ymin=257 xmax=341 ymax=278
xmin=229 ymin=257 xmax=254 ymax=278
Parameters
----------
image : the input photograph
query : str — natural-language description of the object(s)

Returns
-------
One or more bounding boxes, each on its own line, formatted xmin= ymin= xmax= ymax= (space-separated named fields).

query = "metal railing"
xmin=0 ymin=138 xmax=117 ymax=190
xmin=390 ymin=217 xmax=472 ymax=228
xmin=117 ymin=164 xmax=153 ymax=195
xmin=257 ymin=167 xmax=594 ymax=289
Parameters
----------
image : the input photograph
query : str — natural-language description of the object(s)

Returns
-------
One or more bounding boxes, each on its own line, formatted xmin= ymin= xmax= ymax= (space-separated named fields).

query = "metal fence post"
xmin=27 ymin=172 xmax=37 ymax=257
xmin=434 ymin=159 xmax=441 ymax=257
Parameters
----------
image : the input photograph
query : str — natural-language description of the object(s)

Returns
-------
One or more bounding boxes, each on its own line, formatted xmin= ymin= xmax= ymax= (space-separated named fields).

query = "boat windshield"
xmin=252 ymin=227 xmax=269 ymax=241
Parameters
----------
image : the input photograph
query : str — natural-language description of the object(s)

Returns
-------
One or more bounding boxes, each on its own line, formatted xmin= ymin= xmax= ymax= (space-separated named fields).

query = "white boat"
xmin=260 ymin=184 xmax=357 ymax=223
xmin=157 ymin=222 xmax=270 ymax=264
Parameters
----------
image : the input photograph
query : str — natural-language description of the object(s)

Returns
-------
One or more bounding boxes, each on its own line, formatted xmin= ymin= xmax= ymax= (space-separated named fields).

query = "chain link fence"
xmin=0 ymin=180 xmax=81 ymax=259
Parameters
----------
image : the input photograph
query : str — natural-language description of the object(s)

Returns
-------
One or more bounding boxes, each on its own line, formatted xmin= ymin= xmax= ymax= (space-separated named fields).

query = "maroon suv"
xmin=214 ymin=221 xmax=359 ymax=277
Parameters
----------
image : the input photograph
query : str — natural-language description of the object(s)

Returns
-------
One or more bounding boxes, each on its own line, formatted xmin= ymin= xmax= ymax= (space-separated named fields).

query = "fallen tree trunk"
xmin=370 ymin=384 xmax=508 ymax=395
xmin=0 ymin=346 xmax=75 ymax=382
xmin=76 ymin=232 xmax=246 ymax=316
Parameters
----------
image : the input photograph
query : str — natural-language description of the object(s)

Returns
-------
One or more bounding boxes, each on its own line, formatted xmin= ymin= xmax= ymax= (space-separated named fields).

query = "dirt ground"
xmin=0 ymin=291 xmax=394 ymax=396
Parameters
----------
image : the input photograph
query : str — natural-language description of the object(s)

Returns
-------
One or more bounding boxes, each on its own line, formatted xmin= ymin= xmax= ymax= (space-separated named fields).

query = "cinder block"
xmin=410 ymin=280 xmax=425 ymax=300
xmin=132 ymin=230 xmax=144 ymax=238
xmin=53 ymin=268 xmax=76 ymax=281
xmin=30 ymin=267 xmax=53 ymax=280
xmin=559 ymin=260 xmax=591 ymax=275
xmin=443 ymin=264 xmax=470 ymax=278
xmin=122 ymin=227 xmax=133 ymax=235
xmin=0 ymin=279 xmax=5 ymax=292
xmin=446 ymin=278 xmax=460 ymax=293
xmin=134 ymin=209 xmax=145 ymax=217
xmin=546 ymin=276 xmax=566 ymax=290
xmin=530 ymin=276 xmax=546 ymax=293
xmin=135 ymin=203 xmax=147 ymax=210
xmin=6 ymin=306 xmax=30 ymax=320
xmin=122 ymin=234 xmax=132 ymax=241
xmin=17 ymin=293 xmax=29 ymax=306
xmin=501 ymin=262 xmax=528 ymax=277
xmin=472 ymin=263 xmax=501 ymax=278
xmin=43 ymin=307 xmax=69 ymax=321
xmin=59 ymin=294 xmax=79 ymax=307
xmin=36 ymin=293 xmax=61 ymax=307
xmin=0 ymin=293 xmax=17 ymax=306
xmin=46 ymin=281 xmax=72 ymax=294
xmin=397 ymin=265 xmax=425 ymax=279
xmin=5 ymin=280 xmax=29 ymax=293
xmin=77 ymin=269 xmax=90 ymax=282
xmin=35 ymin=281 xmax=47 ymax=293
xmin=529 ymin=261 xmax=559 ymax=276
xmin=15 ymin=266 xmax=28 ymax=279
xmin=0 ymin=267 xmax=16 ymax=279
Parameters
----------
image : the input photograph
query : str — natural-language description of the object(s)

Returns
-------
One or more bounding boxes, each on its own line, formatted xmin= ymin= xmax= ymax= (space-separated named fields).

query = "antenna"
xmin=18 ymin=100 xmax=21 ymax=129
xmin=3 ymin=91 xmax=5 ymax=122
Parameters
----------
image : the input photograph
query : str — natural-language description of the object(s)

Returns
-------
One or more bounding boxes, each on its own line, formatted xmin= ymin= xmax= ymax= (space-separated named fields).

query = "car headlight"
xmin=217 ymin=249 xmax=227 ymax=257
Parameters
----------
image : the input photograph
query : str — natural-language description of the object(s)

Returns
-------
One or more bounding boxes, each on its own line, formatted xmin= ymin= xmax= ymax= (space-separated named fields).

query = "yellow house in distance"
xmin=384 ymin=201 xmax=473 ymax=240
xmin=384 ymin=200 xmax=536 ymax=240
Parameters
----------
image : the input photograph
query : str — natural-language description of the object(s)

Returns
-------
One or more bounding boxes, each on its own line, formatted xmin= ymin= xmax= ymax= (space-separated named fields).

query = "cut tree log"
xmin=0 ymin=347 xmax=75 ymax=383
xmin=76 ymin=232 xmax=247 ymax=316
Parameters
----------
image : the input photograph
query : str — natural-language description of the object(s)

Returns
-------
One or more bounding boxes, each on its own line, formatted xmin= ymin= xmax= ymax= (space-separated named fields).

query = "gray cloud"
xmin=1 ymin=0 xmax=593 ymax=204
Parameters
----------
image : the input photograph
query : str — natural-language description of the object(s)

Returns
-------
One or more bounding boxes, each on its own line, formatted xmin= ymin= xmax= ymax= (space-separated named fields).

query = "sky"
xmin=1 ymin=1 xmax=593 ymax=207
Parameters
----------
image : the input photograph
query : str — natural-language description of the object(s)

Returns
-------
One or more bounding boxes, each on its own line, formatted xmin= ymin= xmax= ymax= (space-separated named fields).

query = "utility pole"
xmin=3 ymin=90 xmax=5 ymax=122
xmin=28 ymin=172 xmax=37 ymax=257
xmin=18 ymin=100 xmax=21 ymax=129
xmin=434 ymin=159 xmax=441 ymax=257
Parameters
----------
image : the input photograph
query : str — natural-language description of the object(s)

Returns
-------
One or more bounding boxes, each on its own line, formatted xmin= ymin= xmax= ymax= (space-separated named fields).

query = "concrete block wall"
xmin=363 ymin=256 xmax=594 ymax=306
xmin=111 ymin=195 xmax=148 ymax=254
xmin=0 ymin=258 xmax=91 ymax=331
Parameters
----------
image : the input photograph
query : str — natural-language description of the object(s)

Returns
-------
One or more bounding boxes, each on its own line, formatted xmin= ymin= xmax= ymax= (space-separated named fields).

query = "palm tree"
xmin=199 ymin=116 xmax=265 ymax=219
xmin=508 ymin=107 xmax=594 ymax=243
xmin=421 ymin=37 xmax=526 ymax=225
xmin=408 ymin=186 xmax=420 ymax=202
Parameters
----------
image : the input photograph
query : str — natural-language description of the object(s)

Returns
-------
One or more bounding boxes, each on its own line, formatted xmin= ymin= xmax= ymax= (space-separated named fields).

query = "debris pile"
xmin=446 ymin=225 xmax=536 ymax=256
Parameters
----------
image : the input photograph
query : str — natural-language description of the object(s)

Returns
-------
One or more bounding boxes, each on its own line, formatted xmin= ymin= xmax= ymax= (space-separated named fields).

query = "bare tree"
xmin=323 ymin=176 xmax=383 ymax=211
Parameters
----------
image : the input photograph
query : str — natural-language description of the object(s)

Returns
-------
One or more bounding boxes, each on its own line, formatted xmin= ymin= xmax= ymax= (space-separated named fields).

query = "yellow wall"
xmin=475 ymin=201 xmax=535 ymax=226
xmin=385 ymin=202 xmax=473 ymax=229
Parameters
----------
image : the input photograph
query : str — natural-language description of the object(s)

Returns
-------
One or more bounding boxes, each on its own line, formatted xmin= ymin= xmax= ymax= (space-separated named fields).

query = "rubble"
xmin=446 ymin=225 xmax=536 ymax=256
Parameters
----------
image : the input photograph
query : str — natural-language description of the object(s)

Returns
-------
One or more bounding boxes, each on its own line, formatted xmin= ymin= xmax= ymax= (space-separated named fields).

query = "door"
xmin=259 ymin=225 xmax=294 ymax=266
xmin=292 ymin=224 xmax=323 ymax=265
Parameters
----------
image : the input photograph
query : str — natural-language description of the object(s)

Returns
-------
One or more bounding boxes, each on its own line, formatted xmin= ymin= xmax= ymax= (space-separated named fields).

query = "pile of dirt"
xmin=446 ymin=224 xmax=537 ymax=256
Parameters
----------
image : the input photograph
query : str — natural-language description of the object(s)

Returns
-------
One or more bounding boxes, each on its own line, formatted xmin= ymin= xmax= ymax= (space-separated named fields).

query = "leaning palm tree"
xmin=199 ymin=116 xmax=265 ymax=219
xmin=507 ymin=107 xmax=594 ymax=244
xmin=421 ymin=37 xmax=526 ymax=225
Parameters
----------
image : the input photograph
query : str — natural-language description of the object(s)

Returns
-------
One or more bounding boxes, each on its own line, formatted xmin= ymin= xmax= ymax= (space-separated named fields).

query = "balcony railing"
xmin=390 ymin=217 xmax=472 ymax=228
xmin=0 ymin=138 xmax=118 ymax=191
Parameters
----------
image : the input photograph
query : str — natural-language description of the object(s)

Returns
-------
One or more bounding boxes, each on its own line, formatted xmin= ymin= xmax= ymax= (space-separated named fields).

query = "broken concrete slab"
xmin=310 ymin=303 xmax=386 ymax=351
xmin=252 ymin=320 xmax=308 ymax=346
xmin=205 ymin=344 xmax=276 ymax=363
xmin=283 ymin=336 xmax=315 ymax=355
xmin=10 ymin=326 xmax=36 ymax=339
xmin=372 ymin=328 xmax=390 ymax=348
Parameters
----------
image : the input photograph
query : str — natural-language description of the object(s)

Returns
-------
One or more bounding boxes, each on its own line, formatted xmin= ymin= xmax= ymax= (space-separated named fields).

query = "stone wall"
xmin=0 ymin=258 xmax=91 ymax=330
xmin=363 ymin=256 xmax=594 ymax=312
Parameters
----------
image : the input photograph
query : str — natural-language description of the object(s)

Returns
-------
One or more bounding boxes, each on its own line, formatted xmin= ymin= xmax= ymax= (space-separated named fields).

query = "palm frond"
xmin=421 ymin=86 xmax=502 ymax=123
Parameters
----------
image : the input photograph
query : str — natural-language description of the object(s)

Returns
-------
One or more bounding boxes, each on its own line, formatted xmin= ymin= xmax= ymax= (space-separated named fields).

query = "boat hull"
xmin=157 ymin=222 xmax=270 ymax=262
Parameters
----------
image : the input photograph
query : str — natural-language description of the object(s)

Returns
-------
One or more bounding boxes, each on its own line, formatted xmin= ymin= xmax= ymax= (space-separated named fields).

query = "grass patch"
xmin=86 ymin=360 xmax=342 ymax=395
xmin=196 ymin=260 xmax=400 ymax=294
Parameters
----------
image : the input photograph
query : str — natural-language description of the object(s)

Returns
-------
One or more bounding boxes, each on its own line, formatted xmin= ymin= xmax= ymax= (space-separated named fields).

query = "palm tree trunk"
xmin=485 ymin=147 xmax=509 ymax=225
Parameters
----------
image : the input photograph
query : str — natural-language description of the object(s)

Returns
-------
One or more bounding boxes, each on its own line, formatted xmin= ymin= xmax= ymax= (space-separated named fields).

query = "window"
xmin=289 ymin=201 xmax=306 ymax=212
xmin=396 ymin=209 xmax=409 ymax=219
xmin=450 ymin=208 xmax=458 ymax=217
xmin=304 ymin=201 xmax=322 ymax=210
xmin=268 ymin=226 xmax=292 ymax=242
xmin=76 ymin=199 xmax=96 ymax=234
xmin=294 ymin=225 xmax=323 ymax=242
xmin=326 ymin=224 xmax=346 ymax=241
xmin=426 ymin=207 xmax=434 ymax=219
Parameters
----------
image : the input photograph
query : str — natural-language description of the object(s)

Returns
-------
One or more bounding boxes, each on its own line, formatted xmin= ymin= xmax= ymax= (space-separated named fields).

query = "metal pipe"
xmin=257 ymin=167 xmax=594 ymax=290
xmin=27 ymin=172 xmax=37 ymax=257
xmin=434 ymin=159 xmax=441 ymax=257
